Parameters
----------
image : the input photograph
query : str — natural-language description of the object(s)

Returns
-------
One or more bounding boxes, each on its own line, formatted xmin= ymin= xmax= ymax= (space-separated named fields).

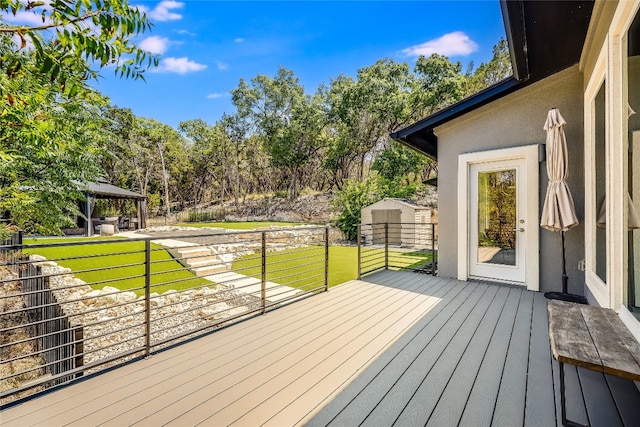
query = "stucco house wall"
xmin=434 ymin=66 xmax=585 ymax=293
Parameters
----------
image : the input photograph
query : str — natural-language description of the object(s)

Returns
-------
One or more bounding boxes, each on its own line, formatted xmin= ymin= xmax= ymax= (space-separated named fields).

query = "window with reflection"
xmin=595 ymin=81 xmax=607 ymax=283
xmin=477 ymin=169 xmax=517 ymax=266
xmin=627 ymin=11 xmax=640 ymax=318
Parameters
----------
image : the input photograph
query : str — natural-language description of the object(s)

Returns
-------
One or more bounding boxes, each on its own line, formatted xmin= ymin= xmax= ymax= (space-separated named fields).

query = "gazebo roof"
xmin=80 ymin=179 xmax=146 ymax=200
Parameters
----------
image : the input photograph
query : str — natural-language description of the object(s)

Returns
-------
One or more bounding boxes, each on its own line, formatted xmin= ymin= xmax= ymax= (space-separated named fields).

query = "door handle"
xmin=513 ymin=228 xmax=525 ymax=232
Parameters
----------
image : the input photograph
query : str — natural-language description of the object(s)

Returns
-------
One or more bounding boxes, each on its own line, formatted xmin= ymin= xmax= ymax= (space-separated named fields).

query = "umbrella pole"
xmin=561 ymin=230 xmax=568 ymax=294
xmin=544 ymin=230 xmax=588 ymax=304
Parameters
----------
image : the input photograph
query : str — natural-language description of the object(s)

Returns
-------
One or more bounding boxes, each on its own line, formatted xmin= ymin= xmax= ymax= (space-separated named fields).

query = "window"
xmin=627 ymin=11 xmax=640 ymax=318
xmin=595 ymin=81 xmax=607 ymax=283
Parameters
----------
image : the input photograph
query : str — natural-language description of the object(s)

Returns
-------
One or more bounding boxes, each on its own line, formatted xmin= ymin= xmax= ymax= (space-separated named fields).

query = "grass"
xmin=21 ymin=236 xmax=433 ymax=296
xmin=232 ymin=246 xmax=432 ymax=289
xmin=174 ymin=221 xmax=308 ymax=230
xmin=23 ymin=237 xmax=211 ymax=296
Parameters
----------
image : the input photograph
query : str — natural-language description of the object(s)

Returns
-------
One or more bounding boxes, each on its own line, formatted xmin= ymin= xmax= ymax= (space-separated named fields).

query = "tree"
xmin=232 ymin=67 xmax=324 ymax=199
xmin=0 ymin=0 xmax=157 ymax=86
xmin=412 ymin=53 xmax=468 ymax=115
xmin=0 ymin=47 xmax=109 ymax=234
xmin=333 ymin=177 xmax=382 ymax=241
xmin=0 ymin=0 xmax=157 ymax=235
xmin=467 ymin=38 xmax=512 ymax=94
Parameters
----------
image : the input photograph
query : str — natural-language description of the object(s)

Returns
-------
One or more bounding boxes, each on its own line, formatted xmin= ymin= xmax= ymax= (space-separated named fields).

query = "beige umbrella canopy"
xmin=541 ymin=108 xmax=584 ymax=301
xmin=540 ymin=108 xmax=579 ymax=231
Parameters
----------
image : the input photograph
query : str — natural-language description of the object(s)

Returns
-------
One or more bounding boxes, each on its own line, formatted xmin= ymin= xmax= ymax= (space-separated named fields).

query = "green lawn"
xmin=22 ymin=237 xmax=432 ymax=296
xmin=23 ymin=237 xmax=210 ymax=295
xmin=175 ymin=221 xmax=307 ymax=230
xmin=232 ymin=246 xmax=432 ymax=289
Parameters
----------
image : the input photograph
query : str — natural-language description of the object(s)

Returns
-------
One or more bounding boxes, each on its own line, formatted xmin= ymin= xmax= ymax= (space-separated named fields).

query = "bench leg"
xmin=559 ymin=362 xmax=588 ymax=427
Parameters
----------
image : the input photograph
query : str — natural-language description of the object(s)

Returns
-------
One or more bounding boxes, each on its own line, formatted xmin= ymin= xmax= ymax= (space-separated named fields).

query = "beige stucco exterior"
xmin=434 ymin=66 xmax=585 ymax=293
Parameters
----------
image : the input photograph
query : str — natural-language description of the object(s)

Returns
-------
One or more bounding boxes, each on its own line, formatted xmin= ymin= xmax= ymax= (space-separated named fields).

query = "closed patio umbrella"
xmin=540 ymin=108 xmax=586 ymax=303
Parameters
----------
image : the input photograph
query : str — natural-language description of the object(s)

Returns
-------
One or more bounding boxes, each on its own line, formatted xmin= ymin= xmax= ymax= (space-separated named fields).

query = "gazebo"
xmin=78 ymin=179 xmax=146 ymax=236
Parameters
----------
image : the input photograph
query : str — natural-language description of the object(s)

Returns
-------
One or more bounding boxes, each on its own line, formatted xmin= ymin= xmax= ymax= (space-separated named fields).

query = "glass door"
xmin=469 ymin=159 xmax=526 ymax=283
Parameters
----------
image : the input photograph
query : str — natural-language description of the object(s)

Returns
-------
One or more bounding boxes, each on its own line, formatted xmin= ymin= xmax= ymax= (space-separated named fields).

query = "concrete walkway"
xmin=119 ymin=230 xmax=302 ymax=304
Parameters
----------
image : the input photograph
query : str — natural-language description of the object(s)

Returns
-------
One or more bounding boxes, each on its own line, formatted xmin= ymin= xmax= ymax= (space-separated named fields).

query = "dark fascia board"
xmin=500 ymin=0 xmax=529 ymax=81
xmin=390 ymin=77 xmax=524 ymax=158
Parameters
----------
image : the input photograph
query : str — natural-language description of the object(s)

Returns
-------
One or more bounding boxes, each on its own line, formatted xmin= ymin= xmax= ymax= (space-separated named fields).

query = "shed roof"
xmin=79 ymin=179 xmax=146 ymax=200
xmin=365 ymin=198 xmax=429 ymax=210
xmin=391 ymin=0 xmax=594 ymax=158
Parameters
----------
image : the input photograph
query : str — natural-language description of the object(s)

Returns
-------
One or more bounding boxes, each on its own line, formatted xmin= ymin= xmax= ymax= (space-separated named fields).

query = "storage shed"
xmin=361 ymin=198 xmax=434 ymax=246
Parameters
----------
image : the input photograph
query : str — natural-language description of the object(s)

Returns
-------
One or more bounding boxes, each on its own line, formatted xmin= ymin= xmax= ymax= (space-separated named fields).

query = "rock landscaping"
xmin=26 ymin=255 xmax=262 ymax=371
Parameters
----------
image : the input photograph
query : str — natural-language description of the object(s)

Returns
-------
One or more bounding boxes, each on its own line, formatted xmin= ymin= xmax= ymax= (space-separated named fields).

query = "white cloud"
xmin=139 ymin=36 xmax=170 ymax=54
xmin=138 ymin=0 xmax=184 ymax=22
xmin=2 ymin=10 xmax=51 ymax=26
xmin=206 ymin=92 xmax=227 ymax=99
xmin=234 ymin=38 xmax=245 ymax=43
xmin=215 ymin=60 xmax=229 ymax=71
xmin=177 ymin=29 xmax=196 ymax=36
xmin=155 ymin=57 xmax=207 ymax=74
xmin=402 ymin=31 xmax=478 ymax=57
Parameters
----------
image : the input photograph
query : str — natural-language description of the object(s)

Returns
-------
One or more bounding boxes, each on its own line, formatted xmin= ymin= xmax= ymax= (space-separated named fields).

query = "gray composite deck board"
xmin=3 ymin=271 xmax=636 ymax=427
xmin=524 ymin=292 xmax=556 ymax=427
xmin=457 ymin=286 xmax=522 ymax=427
xmin=491 ymin=290 xmax=534 ymax=427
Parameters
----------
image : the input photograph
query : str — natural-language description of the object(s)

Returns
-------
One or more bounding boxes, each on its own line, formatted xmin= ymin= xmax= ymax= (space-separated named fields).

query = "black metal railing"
xmin=0 ymin=226 xmax=330 ymax=405
xmin=357 ymin=222 xmax=438 ymax=278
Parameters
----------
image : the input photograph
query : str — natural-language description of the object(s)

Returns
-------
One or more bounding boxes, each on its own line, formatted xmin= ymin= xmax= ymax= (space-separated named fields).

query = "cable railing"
xmin=357 ymin=222 xmax=438 ymax=278
xmin=0 ymin=226 xmax=329 ymax=405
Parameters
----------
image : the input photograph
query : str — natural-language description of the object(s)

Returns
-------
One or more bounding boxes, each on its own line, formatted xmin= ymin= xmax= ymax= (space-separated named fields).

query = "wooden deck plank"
xmin=578 ymin=368 xmax=623 ymax=427
xmin=7 ymin=279 xmax=378 ymax=426
xmin=524 ymin=292 xmax=556 ymax=427
xmin=308 ymin=279 xmax=474 ymax=427
xmin=0 ymin=278 xmax=374 ymax=424
xmin=491 ymin=289 xmax=534 ymax=426
xmin=580 ymin=306 xmax=640 ymax=380
xmin=156 ymin=272 xmax=436 ymax=426
xmin=425 ymin=285 xmax=512 ymax=426
xmin=606 ymin=373 xmax=640 ymax=426
xmin=220 ymin=278 xmax=450 ymax=426
xmin=357 ymin=283 xmax=493 ymax=426
xmin=100 ymin=272 xmax=427 ymax=426
xmin=392 ymin=284 xmax=502 ymax=426
xmin=6 ymin=271 xmax=637 ymax=427
xmin=457 ymin=287 xmax=522 ymax=427
xmin=554 ymin=361 xmax=589 ymax=426
xmin=254 ymin=278 xmax=455 ymax=426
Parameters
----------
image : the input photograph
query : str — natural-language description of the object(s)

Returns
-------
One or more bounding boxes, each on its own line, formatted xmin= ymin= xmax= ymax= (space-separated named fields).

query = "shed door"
xmin=372 ymin=209 xmax=402 ymax=245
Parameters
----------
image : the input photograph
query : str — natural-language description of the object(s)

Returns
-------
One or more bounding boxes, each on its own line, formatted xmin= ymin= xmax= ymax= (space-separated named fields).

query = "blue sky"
xmin=101 ymin=1 xmax=507 ymax=128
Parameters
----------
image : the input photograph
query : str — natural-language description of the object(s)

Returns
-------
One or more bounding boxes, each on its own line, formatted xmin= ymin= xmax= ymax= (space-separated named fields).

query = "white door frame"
xmin=458 ymin=145 xmax=540 ymax=291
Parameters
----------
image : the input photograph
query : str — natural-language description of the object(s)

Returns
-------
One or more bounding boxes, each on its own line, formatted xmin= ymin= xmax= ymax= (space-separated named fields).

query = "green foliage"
xmin=231 ymin=66 xmax=324 ymax=199
xmin=333 ymin=178 xmax=382 ymax=240
xmin=0 ymin=0 xmax=158 ymax=85
xmin=0 ymin=0 xmax=156 ymax=236
xmin=467 ymin=38 xmax=512 ymax=93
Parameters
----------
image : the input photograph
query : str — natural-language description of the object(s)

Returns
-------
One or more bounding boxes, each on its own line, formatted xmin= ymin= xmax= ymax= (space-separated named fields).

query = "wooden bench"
xmin=548 ymin=300 xmax=640 ymax=426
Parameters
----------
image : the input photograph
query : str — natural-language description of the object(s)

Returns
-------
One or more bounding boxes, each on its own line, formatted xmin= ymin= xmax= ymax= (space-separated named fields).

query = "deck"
xmin=2 ymin=271 xmax=639 ymax=426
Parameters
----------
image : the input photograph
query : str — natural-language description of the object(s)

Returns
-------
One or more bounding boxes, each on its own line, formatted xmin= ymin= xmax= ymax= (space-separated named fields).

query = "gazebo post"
xmin=85 ymin=193 xmax=93 ymax=237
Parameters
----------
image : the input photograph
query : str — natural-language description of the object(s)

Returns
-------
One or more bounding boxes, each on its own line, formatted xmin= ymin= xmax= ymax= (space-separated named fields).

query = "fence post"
xmin=261 ymin=231 xmax=266 ymax=314
xmin=144 ymin=239 xmax=151 ymax=357
xmin=75 ymin=325 xmax=84 ymax=378
xmin=324 ymin=226 xmax=329 ymax=292
xmin=384 ymin=223 xmax=389 ymax=270
xmin=431 ymin=223 xmax=436 ymax=275
xmin=357 ymin=224 xmax=362 ymax=280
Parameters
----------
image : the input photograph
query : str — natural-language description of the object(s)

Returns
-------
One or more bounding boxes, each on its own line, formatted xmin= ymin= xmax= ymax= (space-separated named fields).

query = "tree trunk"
xmin=157 ymin=142 xmax=171 ymax=224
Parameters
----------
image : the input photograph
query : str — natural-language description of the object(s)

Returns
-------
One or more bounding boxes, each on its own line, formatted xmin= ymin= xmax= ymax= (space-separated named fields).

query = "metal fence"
xmin=357 ymin=222 xmax=438 ymax=278
xmin=0 ymin=226 xmax=329 ymax=405
xmin=19 ymin=262 xmax=83 ymax=384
